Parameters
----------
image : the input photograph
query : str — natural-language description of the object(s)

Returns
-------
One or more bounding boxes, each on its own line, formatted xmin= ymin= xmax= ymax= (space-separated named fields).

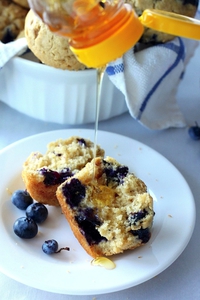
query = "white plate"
xmin=0 ymin=129 xmax=195 ymax=295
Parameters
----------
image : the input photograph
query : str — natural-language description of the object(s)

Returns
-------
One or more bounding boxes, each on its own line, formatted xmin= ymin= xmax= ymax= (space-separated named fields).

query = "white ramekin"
xmin=0 ymin=52 xmax=127 ymax=124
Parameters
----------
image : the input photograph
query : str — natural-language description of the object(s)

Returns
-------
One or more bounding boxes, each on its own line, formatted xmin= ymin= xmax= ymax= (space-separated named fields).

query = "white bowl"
xmin=0 ymin=52 xmax=127 ymax=124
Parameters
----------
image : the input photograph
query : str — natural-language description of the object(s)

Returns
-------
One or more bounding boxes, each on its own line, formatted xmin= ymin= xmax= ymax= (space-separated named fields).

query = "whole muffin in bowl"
xmin=0 ymin=0 xmax=29 ymax=43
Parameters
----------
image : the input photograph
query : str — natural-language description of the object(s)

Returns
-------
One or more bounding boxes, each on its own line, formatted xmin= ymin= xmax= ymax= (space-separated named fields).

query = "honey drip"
xmin=91 ymin=256 xmax=116 ymax=270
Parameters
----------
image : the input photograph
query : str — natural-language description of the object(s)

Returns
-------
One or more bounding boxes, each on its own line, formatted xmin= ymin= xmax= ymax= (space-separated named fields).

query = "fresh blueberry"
xmin=13 ymin=217 xmax=38 ymax=239
xmin=42 ymin=239 xmax=58 ymax=254
xmin=26 ymin=203 xmax=48 ymax=224
xmin=188 ymin=122 xmax=200 ymax=140
xmin=11 ymin=190 xmax=33 ymax=210
xmin=42 ymin=239 xmax=70 ymax=255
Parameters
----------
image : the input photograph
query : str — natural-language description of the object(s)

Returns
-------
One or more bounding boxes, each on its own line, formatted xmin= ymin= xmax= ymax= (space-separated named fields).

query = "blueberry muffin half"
xmin=56 ymin=156 xmax=154 ymax=258
xmin=22 ymin=137 xmax=105 ymax=206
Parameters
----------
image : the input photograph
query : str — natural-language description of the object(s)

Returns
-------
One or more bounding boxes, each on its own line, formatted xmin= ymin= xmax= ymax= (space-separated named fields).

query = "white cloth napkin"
xmin=0 ymin=37 xmax=27 ymax=69
xmin=107 ymin=37 xmax=199 ymax=130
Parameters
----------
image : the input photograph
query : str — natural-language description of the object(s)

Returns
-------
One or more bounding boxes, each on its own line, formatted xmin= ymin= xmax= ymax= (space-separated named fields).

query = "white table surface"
xmin=1 ymin=43 xmax=200 ymax=300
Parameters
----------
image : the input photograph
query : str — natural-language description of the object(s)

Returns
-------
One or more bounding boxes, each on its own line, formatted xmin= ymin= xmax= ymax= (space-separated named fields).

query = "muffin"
xmin=12 ymin=0 xmax=29 ymax=8
xmin=0 ymin=0 xmax=29 ymax=43
xmin=24 ymin=9 xmax=87 ymax=70
xmin=56 ymin=156 xmax=154 ymax=258
xmin=22 ymin=137 xmax=105 ymax=206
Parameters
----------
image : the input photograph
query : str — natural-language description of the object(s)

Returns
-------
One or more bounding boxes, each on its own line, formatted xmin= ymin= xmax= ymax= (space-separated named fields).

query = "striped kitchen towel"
xmin=107 ymin=36 xmax=199 ymax=130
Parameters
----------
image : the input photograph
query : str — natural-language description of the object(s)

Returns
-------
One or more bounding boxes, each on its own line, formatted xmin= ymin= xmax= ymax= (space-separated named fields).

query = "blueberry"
xmin=77 ymin=138 xmax=86 ymax=147
xmin=128 ymin=210 xmax=148 ymax=225
xmin=131 ymin=228 xmax=151 ymax=243
xmin=60 ymin=168 xmax=73 ymax=181
xmin=77 ymin=208 xmax=101 ymax=226
xmin=42 ymin=239 xmax=58 ymax=254
xmin=11 ymin=190 xmax=33 ymax=210
xmin=188 ymin=122 xmax=200 ymax=140
xmin=26 ymin=203 xmax=48 ymax=224
xmin=62 ymin=178 xmax=86 ymax=208
xmin=53 ymin=151 xmax=62 ymax=157
xmin=75 ymin=208 xmax=106 ymax=245
xmin=13 ymin=217 xmax=38 ymax=239
xmin=103 ymin=161 xmax=128 ymax=185
xmin=42 ymin=239 xmax=70 ymax=255
xmin=39 ymin=168 xmax=73 ymax=186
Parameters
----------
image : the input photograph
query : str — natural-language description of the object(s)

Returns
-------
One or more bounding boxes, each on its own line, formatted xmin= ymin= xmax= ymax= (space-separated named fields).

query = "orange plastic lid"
xmin=71 ymin=9 xmax=144 ymax=68
xmin=139 ymin=9 xmax=200 ymax=40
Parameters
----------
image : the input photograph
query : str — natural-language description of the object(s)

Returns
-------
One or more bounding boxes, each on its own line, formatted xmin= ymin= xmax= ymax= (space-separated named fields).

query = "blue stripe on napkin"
xmin=106 ymin=63 xmax=124 ymax=76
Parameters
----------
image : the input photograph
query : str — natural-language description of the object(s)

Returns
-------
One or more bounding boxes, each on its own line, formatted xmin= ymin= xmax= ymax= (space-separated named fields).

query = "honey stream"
xmin=92 ymin=66 xmax=106 ymax=176
xmin=91 ymin=66 xmax=116 ymax=270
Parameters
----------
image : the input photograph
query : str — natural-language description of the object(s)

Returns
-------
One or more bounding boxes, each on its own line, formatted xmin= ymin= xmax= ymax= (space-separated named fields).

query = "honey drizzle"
xmin=93 ymin=66 xmax=106 ymax=178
